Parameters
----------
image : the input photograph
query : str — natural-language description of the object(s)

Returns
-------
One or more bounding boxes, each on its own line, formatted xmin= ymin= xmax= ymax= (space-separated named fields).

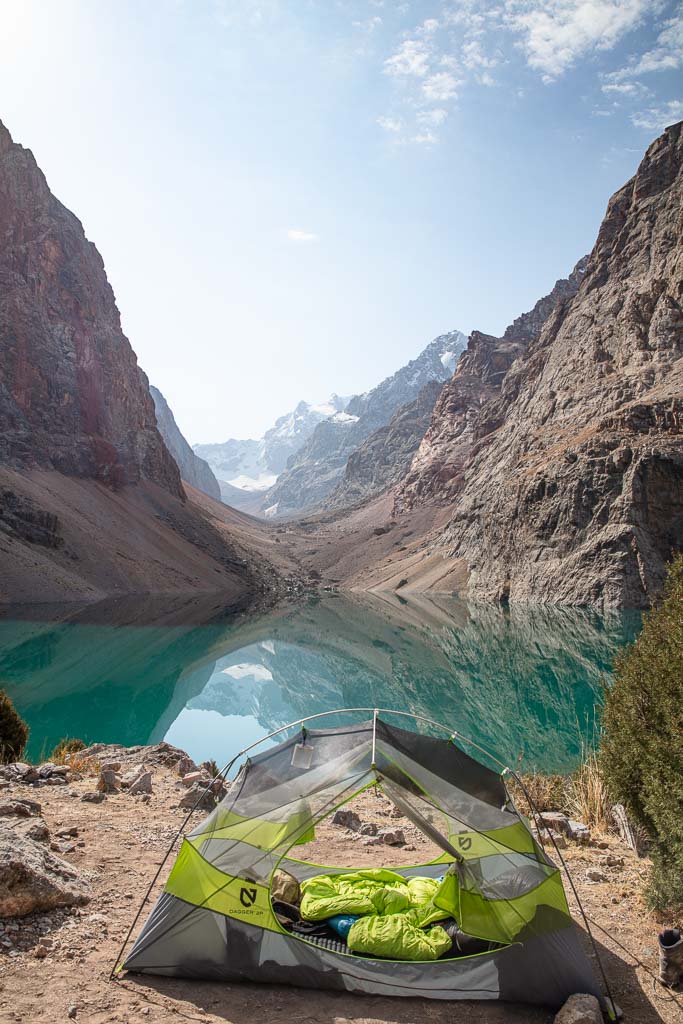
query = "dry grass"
xmin=568 ymin=748 xmax=612 ymax=833
xmin=510 ymin=750 xmax=612 ymax=835
xmin=509 ymin=772 xmax=570 ymax=818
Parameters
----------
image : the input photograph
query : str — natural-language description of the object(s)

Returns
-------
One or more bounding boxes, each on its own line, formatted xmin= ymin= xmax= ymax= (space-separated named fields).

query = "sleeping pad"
xmin=299 ymin=869 xmax=452 ymax=961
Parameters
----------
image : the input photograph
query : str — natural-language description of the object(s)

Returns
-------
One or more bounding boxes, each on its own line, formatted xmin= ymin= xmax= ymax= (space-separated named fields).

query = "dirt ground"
xmin=1 ymin=762 xmax=682 ymax=1024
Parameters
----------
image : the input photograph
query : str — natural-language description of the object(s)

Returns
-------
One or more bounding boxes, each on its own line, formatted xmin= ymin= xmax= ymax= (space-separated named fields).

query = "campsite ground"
xmin=1 ymin=757 xmax=681 ymax=1024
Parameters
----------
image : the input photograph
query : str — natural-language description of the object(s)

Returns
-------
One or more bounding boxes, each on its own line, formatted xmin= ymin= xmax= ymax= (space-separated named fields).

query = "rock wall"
xmin=150 ymin=386 xmax=221 ymax=501
xmin=0 ymin=120 xmax=182 ymax=496
xmin=425 ymin=122 xmax=683 ymax=607
xmin=397 ymin=259 xmax=588 ymax=511
xmin=326 ymin=380 xmax=444 ymax=510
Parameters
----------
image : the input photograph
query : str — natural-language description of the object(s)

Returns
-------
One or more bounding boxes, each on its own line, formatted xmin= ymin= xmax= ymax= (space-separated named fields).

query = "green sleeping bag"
xmin=299 ymin=869 xmax=452 ymax=961
xmin=300 ymin=869 xmax=413 ymax=921
xmin=347 ymin=910 xmax=452 ymax=961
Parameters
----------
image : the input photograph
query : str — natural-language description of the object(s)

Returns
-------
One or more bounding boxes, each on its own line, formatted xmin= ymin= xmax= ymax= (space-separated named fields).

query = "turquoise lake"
xmin=0 ymin=592 xmax=641 ymax=773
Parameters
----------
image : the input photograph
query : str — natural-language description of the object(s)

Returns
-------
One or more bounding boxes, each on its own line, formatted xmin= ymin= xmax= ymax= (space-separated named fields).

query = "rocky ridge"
xmin=263 ymin=330 xmax=467 ymax=517
xmin=397 ymin=258 xmax=588 ymax=511
xmin=150 ymin=386 xmax=221 ymax=501
xmin=195 ymin=395 xmax=349 ymax=507
xmin=410 ymin=122 xmax=683 ymax=607
xmin=325 ymin=380 xmax=445 ymax=510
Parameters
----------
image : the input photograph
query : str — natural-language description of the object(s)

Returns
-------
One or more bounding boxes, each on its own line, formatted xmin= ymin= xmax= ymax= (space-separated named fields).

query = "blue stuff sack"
xmin=328 ymin=914 xmax=360 ymax=939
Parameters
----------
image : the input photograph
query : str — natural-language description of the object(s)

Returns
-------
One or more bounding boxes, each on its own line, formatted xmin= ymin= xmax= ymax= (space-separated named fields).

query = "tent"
xmin=119 ymin=711 xmax=609 ymax=1013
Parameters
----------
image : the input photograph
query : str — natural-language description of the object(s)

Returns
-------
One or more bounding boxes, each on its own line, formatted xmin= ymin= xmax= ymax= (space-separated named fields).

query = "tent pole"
xmin=509 ymin=769 xmax=618 ymax=1021
xmin=371 ymin=708 xmax=378 ymax=768
xmin=108 ymin=749 xmax=243 ymax=980
xmin=201 ymin=707 xmax=509 ymax=775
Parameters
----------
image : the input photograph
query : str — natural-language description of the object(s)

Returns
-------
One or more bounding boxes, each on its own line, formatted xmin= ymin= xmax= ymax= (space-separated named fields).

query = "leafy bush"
xmin=0 ymin=689 xmax=29 ymax=764
xmin=51 ymin=737 xmax=86 ymax=763
xmin=601 ymin=555 xmax=683 ymax=911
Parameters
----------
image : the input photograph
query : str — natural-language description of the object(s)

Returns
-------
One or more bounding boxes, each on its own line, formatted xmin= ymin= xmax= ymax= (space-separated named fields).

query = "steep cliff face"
xmin=150 ymin=386 xmax=221 ymax=501
xmin=326 ymin=380 xmax=444 ymax=510
xmin=264 ymin=330 xmax=466 ymax=517
xmin=437 ymin=122 xmax=683 ymax=607
xmin=0 ymin=121 xmax=182 ymax=496
xmin=0 ymin=119 xmax=289 ymax=605
xmin=397 ymin=259 xmax=588 ymax=511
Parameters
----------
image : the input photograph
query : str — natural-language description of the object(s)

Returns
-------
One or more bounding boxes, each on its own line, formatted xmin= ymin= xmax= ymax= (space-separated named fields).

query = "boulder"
xmin=181 ymin=771 xmax=205 ymax=787
xmin=379 ymin=829 xmax=406 ymax=846
xmin=0 ymin=824 xmax=90 ymax=917
xmin=96 ymin=769 xmax=119 ymax=794
xmin=0 ymin=800 xmax=36 ymax=818
xmin=129 ymin=771 xmax=153 ymax=796
xmin=179 ymin=783 xmax=216 ymax=812
xmin=539 ymin=812 xmax=571 ymax=836
xmin=331 ymin=809 xmax=361 ymax=831
xmin=586 ymin=868 xmax=608 ymax=882
xmin=80 ymin=792 xmax=105 ymax=804
xmin=553 ymin=993 xmax=602 ymax=1023
xmin=359 ymin=823 xmax=378 ymax=836
xmin=8 ymin=817 xmax=50 ymax=843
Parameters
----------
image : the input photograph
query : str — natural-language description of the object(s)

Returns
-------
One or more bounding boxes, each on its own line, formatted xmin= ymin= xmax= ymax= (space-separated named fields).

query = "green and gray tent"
xmin=121 ymin=713 xmax=605 ymax=1012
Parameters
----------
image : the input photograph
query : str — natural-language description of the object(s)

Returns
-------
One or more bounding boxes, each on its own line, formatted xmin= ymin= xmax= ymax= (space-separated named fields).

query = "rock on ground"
xmin=0 ymin=825 xmax=90 ymax=917
xmin=553 ymin=993 xmax=603 ymax=1023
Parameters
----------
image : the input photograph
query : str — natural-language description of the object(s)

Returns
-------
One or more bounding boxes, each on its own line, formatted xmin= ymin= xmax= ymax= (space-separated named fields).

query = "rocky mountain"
xmin=263 ymin=330 xmax=467 ymax=517
xmin=326 ymin=380 xmax=444 ymax=510
xmin=0 ymin=119 xmax=282 ymax=604
xmin=0 ymin=121 xmax=181 ymax=496
xmin=194 ymin=395 xmax=348 ymax=505
xmin=402 ymin=121 xmax=683 ymax=608
xmin=150 ymin=386 xmax=220 ymax=501
xmin=396 ymin=259 xmax=588 ymax=511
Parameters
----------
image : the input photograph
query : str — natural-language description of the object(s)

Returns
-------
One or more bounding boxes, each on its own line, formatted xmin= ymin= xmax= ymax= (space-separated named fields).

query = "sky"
xmin=1 ymin=1 xmax=681 ymax=443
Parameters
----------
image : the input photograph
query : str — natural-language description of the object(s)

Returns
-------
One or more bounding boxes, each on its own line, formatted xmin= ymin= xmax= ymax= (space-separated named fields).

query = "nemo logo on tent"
xmin=239 ymin=886 xmax=257 ymax=908
xmin=458 ymin=836 xmax=472 ymax=852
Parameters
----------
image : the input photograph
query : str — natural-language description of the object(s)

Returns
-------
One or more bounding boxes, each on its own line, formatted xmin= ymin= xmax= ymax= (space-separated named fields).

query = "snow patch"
xmin=264 ymin=503 xmax=279 ymax=518
xmin=331 ymin=411 xmax=359 ymax=424
xmin=221 ymin=663 xmax=273 ymax=682
xmin=227 ymin=473 xmax=278 ymax=492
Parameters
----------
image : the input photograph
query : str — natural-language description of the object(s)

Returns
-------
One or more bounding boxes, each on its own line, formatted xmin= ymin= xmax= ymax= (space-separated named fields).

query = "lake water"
xmin=0 ymin=592 xmax=641 ymax=774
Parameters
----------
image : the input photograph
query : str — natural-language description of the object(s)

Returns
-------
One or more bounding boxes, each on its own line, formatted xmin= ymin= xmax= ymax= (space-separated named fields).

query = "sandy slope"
xmin=0 ymin=471 xmax=304 ymax=606
xmin=0 ymin=754 xmax=678 ymax=1024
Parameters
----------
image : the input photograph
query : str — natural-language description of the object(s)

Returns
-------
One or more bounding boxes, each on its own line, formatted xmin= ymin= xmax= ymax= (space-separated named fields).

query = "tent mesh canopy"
xmin=122 ymin=716 xmax=603 ymax=1009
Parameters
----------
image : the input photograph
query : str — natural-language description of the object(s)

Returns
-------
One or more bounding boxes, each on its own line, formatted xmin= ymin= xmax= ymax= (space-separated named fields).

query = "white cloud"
xmin=412 ymin=130 xmax=439 ymax=144
xmin=631 ymin=98 xmax=683 ymax=131
xmin=601 ymin=79 xmax=649 ymax=95
xmin=377 ymin=115 xmax=403 ymax=133
xmin=461 ymin=37 xmax=499 ymax=71
xmin=353 ymin=15 xmax=383 ymax=33
xmin=420 ymin=18 xmax=440 ymax=35
xmin=504 ymin=0 xmax=650 ymax=79
xmin=384 ymin=39 xmax=430 ymax=76
xmin=417 ymin=107 xmax=449 ymax=126
xmin=422 ymin=70 xmax=460 ymax=100
xmin=287 ymin=229 xmax=318 ymax=242
xmin=603 ymin=7 xmax=683 ymax=81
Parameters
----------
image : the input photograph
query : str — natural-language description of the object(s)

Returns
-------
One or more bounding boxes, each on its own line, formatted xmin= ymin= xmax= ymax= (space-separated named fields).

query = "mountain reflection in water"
xmin=0 ymin=592 xmax=641 ymax=773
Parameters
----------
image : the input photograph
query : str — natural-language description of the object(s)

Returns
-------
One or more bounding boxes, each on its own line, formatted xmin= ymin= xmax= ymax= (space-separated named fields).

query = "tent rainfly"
xmin=118 ymin=712 xmax=612 ymax=1014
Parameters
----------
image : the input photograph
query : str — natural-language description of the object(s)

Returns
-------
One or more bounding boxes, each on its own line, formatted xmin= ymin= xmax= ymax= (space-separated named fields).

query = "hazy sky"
xmin=2 ymin=1 xmax=681 ymax=442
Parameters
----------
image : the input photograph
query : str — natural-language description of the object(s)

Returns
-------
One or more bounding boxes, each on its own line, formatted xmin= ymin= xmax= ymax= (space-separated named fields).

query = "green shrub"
xmin=601 ymin=555 xmax=683 ymax=911
xmin=51 ymin=737 xmax=86 ymax=762
xmin=0 ymin=689 xmax=29 ymax=764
